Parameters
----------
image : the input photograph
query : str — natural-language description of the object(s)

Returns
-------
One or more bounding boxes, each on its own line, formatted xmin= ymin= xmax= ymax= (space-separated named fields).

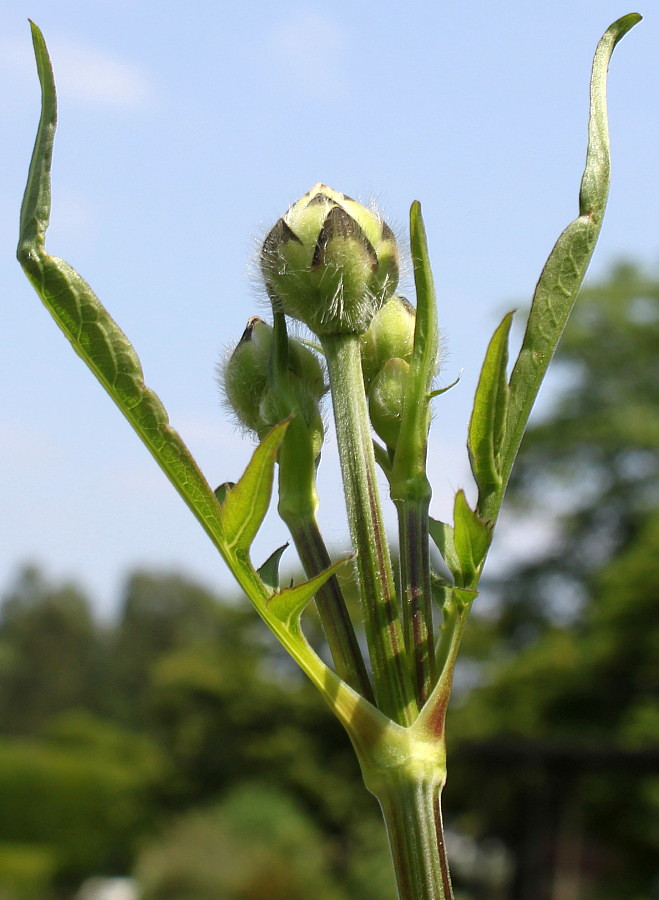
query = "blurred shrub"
xmin=136 ymin=783 xmax=344 ymax=900
xmin=0 ymin=718 xmax=163 ymax=885
xmin=0 ymin=842 xmax=56 ymax=900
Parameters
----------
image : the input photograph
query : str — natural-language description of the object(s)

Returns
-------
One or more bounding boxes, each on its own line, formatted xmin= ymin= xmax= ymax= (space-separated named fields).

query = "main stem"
xmin=321 ymin=333 xmax=416 ymax=726
xmin=376 ymin=771 xmax=453 ymax=900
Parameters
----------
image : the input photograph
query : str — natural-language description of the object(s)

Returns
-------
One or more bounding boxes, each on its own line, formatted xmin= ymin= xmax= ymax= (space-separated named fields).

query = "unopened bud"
xmin=360 ymin=295 xmax=415 ymax=389
xmin=221 ymin=317 xmax=325 ymax=453
xmin=368 ymin=357 xmax=410 ymax=450
xmin=261 ymin=183 xmax=399 ymax=336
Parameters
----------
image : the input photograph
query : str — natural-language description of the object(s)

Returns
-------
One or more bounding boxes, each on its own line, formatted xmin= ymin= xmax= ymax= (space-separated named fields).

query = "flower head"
xmin=261 ymin=184 xmax=399 ymax=336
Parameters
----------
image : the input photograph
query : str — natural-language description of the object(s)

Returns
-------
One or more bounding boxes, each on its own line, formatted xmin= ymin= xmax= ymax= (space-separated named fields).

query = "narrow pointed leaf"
xmin=500 ymin=14 xmax=641 ymax=500
xmin=219 ymin=421 xmax=288 ymax=552
xmin=257 ymin=543 xmax=289 ymax=592
xmin=468 ymin=312 xmax=513 ymax=502
xmin=390 ymin=201 xmax=438 ymax=486
xmin=266 ymin=556 xmax=351 ymax=627
xmin=452 ymin=490 xmax=492 ymax=586
xmin=428 ymin=517 xmax=460 ymax=581
xmin=17 ymin=23 xmax=229 ymax=557
xmin=428 ymin=372 xmax=461 ymax=399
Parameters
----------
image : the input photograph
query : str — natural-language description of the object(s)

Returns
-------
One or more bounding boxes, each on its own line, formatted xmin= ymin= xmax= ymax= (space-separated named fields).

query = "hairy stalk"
xmin=269 ymin=309 xmax=372 ymax=697
xmin=321 ymin=333 xmax=417 ymax=725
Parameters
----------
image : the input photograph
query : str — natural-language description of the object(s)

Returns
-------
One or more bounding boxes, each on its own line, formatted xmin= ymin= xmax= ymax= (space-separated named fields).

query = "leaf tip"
xmin=607 ymin=12 xmax=642 ymax=45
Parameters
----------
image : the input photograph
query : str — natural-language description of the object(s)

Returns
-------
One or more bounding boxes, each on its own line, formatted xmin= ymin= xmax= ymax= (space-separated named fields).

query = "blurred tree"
xmin=0 ymin=567 xmax=100 ymax=734
xmin=136 ymin=783 xmax=345 ymax=900
xmin=135 ymin=781 xmax=395 ymax=900
xmin=106 ymin=571 xmax=233 ymax=724
xmin=0 ymin=714 xmax=163 ymax=896
xmin=446 ymin=262 xmax=659 ymax=899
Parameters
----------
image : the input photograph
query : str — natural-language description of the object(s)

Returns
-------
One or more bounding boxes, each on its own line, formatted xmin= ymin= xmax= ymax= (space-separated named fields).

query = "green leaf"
xmin=214 ymin=482 xmax=236 ymax=505
xmin=17 ymin=22 xmax=230 ymax=561
xmin=257 ymin=543 xmax=289 ymax=592
xmin=452 ymin=586 xmax=478 ymax=609
xmin=500 ymin=14 xmax=641 ymax=500
xmin=408 ymin=201 xmax=439 ymax=391
xmin=266 ymin=556 xmax=350 ymax=628
xmin=452 ymin=490 xmax=492 ymax=587
xmin=429 ymin=573 xmax=451 ymax=611
xmin=389 ymin=201 xmax=438 ymax=490
xmin=428 ymin=518 xmax=460 ymax=582
xmin=219 ymin=422 xmax=288 ymax=553
xmin=468 ymin=312 xmax=513 ymax=503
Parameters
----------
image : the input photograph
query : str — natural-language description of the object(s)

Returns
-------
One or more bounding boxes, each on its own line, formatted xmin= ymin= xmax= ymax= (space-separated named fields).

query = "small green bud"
xmin=360 ymin=295 xmax=416 ymax=389
xmin=368 ymin=357 xmax=410 ymax=450
xmin=261 ymin=183 xmax=399 ymax=336
xmin=221 ymin=317 xmax=325 ymax=453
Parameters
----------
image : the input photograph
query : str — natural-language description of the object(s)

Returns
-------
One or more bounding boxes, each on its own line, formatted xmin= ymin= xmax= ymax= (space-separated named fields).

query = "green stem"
xmin=395 ymin=496 xmax=436 ymax=704
xmin=321 ymin=332 xmax=416 ymax=726
xmin=283 ymin=510 xmax=374 ymax=702
xmin=269 ymin=308 xmax=372 ymax=699
xmin=367 ymin=762 xmax=453 ymax=900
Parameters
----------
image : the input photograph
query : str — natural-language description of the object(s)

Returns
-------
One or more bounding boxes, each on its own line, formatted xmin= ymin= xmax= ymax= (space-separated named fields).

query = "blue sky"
xmin=1 ymin=0 xmax=656 ymax=615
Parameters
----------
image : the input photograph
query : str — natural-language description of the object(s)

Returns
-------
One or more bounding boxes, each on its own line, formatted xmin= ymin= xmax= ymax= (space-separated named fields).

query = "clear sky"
xmin=1 ymin=0 xmax=656 ymax=615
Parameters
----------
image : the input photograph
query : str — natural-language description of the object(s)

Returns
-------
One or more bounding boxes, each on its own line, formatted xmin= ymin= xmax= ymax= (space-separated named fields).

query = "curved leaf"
xmin=17 ymin=23 xmax=229 ymax=559
xmin=500 ymin=14 xmax=641 ymax=501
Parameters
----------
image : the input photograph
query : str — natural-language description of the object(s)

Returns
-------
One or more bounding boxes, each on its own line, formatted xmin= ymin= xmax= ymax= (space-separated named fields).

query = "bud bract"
xmin=261 ymin=184 xmax=399 ymax=336
xmin=360 ymin=295 xmax=416 ymax=389
xmin=221 ymin=317 xmax=325 ymax=455
xmin=368 ymin=357 xmax=410 ymax=451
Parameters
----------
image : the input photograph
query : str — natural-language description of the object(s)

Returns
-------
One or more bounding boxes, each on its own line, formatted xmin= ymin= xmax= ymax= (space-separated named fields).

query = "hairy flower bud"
xmin=221 ymin=317 xmax=325 ymax=455
xmin=261 ymin=183 xmax=399 ymax=336
xmin=368 ymin=357 xmax=410 ymax=450
xmin=360 ymin=295 xmax=416 ymax=389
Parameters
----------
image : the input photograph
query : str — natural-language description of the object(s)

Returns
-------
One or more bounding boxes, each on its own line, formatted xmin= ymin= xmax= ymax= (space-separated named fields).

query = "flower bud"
xmin=221 ymin=317 xmax=325 ymax=453
xmin=261 ymin=183 xmax=399 ymax=336
xmin=360 ymin=295 xmax=416 ymax=390
xmin=368 ymin=357 xmax=410 ymax=450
